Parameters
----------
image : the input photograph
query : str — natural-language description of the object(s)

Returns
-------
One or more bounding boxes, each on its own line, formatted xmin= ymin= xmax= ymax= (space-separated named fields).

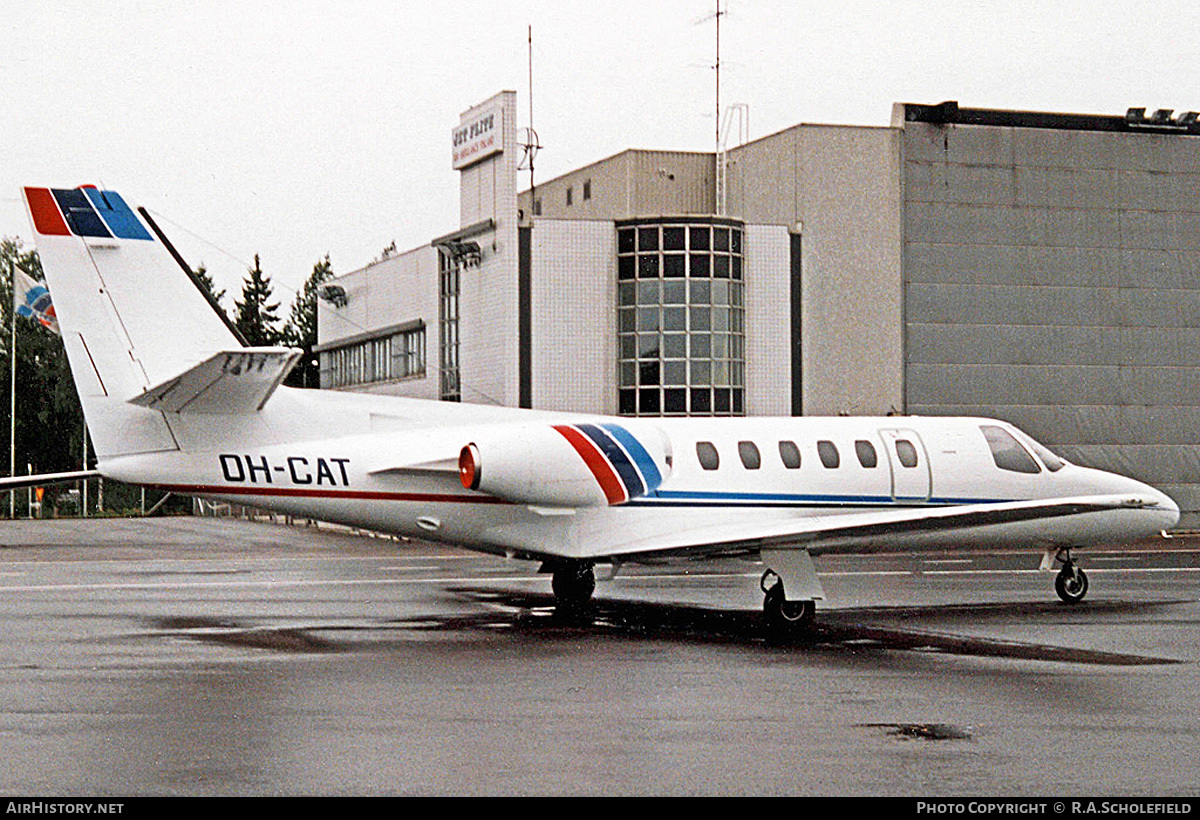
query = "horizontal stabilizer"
xmin=128 ymin=348 xmax=302 ymax=414
xmin=0 ymin=469 xmax=102 ymax=491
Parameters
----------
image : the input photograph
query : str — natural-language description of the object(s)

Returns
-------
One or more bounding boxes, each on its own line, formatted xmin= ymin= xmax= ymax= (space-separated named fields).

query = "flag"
xmin=12 ymin=265 xmax=58 ymax=334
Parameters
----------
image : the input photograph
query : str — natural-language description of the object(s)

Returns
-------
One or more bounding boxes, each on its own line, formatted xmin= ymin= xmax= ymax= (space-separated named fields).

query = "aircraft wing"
xmin=0 ymin=470 xmax=102 ymax=491
xmin=128 ymin=348 xmax=301 ymax=413
xmin=580 ymin=493 xmax=1170 ymax=561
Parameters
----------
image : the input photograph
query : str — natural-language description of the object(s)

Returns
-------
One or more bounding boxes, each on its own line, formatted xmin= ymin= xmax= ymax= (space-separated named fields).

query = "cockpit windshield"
xmin=1020 ymin=434 xmax=1066 ymax=472
xmin=979 ymin=425 xmax=1042 ymax=474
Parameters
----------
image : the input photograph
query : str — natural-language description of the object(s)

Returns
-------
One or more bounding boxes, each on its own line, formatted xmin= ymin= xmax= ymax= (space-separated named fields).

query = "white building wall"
xmin=455 ymin=91 xmax=520 ymax=407
xmin=316 ymin=243 xmax=440 ymax=399
xmin=727 ymin=123 xmax=904 ymax=416
xmin=743 ymin=224 xmax=792 ymax=416
xmin=530 ymin=219 xmax=616 ymax=413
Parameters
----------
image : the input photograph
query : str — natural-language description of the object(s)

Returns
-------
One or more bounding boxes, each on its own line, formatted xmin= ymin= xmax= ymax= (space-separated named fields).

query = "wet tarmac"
xmin=0 ymin=517 xmax=1198 ymax=796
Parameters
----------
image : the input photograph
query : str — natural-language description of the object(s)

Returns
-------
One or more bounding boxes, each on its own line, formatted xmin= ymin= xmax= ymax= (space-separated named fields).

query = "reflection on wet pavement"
xmin=153 ymin=586 xmax=1182 ymax=666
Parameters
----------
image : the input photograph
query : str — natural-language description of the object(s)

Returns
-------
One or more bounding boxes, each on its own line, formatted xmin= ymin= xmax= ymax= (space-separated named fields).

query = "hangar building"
xmin=317 ymin=92 xmax=1200 ymax=524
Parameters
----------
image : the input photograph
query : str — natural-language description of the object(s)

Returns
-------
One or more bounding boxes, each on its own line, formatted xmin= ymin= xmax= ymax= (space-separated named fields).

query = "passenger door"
xmin=879 ymin=429 xmax=931 ymax=502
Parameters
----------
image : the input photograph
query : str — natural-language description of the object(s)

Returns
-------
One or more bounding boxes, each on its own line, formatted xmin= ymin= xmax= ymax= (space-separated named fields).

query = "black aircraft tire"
xmin=551 ymin=562 xmax=596 ymax=612
xmin=1055 ymin=565 xmax=1089 ymax=604
xmin=763 ymin=585 xmax=815 ymax=634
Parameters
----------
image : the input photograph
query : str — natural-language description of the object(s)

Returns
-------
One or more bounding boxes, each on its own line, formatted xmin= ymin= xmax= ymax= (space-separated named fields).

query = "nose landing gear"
xmin=1052 ymin=549 xmax=1089 ymax=604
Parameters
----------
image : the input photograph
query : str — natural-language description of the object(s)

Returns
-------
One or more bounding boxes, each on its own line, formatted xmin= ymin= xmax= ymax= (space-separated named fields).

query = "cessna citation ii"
xmin=13 ymin=185 xmax=1181 ymax=632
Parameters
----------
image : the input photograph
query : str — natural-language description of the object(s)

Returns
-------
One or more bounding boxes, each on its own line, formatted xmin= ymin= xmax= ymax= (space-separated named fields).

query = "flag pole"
xmin=81 ymin=424 xmax=88 ymax=518
xmin=9 ymin=256 xmax=15 ymax=520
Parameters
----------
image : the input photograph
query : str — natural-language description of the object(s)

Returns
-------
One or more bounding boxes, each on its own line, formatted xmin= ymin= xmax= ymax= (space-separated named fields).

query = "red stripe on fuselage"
xmin=153 ymin=484 xmax=513 ymax=504
xmin=24 ymin=187 xmax=70 ymax=236
xmin=552 ymin=424 xmax=628 ymax=505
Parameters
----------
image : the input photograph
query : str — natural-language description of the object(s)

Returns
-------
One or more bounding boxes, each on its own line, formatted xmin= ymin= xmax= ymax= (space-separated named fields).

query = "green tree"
xmin=0 ymin=238 xmax=191 ymax=517
xmin=2 ymin=239 xmax=85 ymax=514
xmin=282 ymin=255 xmax=334 ymax=388
xmin=233 ymin=254 xmax=281 ymax=347
xmin=193 ymin=264 xmax=227 ymax=309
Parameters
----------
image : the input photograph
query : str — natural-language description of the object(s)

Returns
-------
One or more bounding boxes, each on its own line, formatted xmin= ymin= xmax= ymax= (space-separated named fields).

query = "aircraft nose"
xmin=1133 ymin=480 xmax=1180 ymax=531
xmin=1152 ymin=487 xmax=1181 ymax=530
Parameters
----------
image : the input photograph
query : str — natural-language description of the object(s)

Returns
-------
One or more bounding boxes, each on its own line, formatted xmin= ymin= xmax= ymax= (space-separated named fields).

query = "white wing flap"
xmin=127 ymin=348 xmax=301 ymax=414
xmin=584 ymin=494 xmax=1169 ymax=561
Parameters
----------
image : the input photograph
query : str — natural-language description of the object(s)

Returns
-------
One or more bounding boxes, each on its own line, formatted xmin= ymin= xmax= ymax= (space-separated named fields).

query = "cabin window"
xmin=696 ymin=441 xmax=720 ymax=470
xmin=855 ymin=440 xmax=878 ymax=468
xmin=738 ymin=441 xmax=761 ymax=470
xmin=894 ymin=440 xmax=919 ymax=469
xmin=778 ymin=440 xmax=801 ymax=469
xmin=817 ymin=440 xmax=840 ymax=469
xmin=980 ymin=425 xmax=1041 ymax=474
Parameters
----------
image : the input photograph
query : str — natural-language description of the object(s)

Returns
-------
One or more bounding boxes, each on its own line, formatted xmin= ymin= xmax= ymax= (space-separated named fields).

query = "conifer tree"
xmin=282 ymin=255 xmax=334 ymax=387
xmin=233 ymin=254 xmax=281 ymax=347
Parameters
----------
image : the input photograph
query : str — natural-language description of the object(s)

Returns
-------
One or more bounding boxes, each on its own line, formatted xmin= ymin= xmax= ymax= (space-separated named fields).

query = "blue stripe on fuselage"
xmin=575 ymin=423 xmax=645 ymax=498
xmin=628 ymin=490 xmax=1015 ymax=508
xmin=601 ymin=423 xmax=663 ymax=490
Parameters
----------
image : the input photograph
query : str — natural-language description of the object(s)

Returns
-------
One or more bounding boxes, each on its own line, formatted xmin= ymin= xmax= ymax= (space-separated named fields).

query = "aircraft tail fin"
xmin=23 ymin=186 xmax=254 ymax=459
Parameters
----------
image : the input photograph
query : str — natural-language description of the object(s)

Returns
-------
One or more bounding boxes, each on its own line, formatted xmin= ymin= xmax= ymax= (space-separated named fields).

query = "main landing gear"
xmin=1053 ymin=550 xmax=1089 ymax=604
xmin=547 ymin=559 xmax=596 ymax=618
xmin=761 ymin=570 xmax=816 ymax=634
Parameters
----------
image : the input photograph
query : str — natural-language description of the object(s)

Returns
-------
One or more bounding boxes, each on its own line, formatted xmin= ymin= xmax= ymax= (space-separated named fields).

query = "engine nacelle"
xmin=458 ymin=421 xmax=671 ymax=508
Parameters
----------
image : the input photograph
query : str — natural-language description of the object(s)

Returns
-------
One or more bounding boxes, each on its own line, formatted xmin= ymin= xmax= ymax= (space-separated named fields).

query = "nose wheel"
xmin=1053 ymin=551 xmax=1089 ymax=604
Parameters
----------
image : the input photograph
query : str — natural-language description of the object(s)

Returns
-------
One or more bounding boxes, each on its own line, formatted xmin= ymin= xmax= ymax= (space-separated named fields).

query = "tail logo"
xmin=24 ymin=186 xmax=152 ymax=241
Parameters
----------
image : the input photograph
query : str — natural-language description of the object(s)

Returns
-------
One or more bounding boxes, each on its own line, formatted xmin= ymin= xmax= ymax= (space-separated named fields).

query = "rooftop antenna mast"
xmin=715 ymin=0 xmax=723 ymax=156
xmin=714 ymin=0 xmax=727 ymax=215
xmin=519 ymin=24 xmax=542 ymax=218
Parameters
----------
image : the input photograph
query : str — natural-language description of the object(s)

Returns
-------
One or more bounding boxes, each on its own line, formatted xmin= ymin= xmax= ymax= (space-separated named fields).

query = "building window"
xmin=583 ymin=179 xmax=592 ymax=200
xmin=566 ymin=186 xmax=573 ymax=206
xmin=533 ymin=199 xmax=542 ymax=216
xmin=439 ymin=250 xmax=461 ymax=402
xmin=319 ymin=325 xmax=426 ymax=389
xmin=617 ymin=218 xmax=745 ymax=416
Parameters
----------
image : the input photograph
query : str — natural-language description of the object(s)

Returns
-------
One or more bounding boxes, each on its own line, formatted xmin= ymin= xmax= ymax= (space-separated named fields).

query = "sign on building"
xmin=452 ymin=104 xmax=504 ymax=170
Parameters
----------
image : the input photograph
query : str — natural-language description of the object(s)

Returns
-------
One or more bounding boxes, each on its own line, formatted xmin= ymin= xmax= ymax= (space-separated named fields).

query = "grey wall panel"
xmin=906 ymin=202 xmax=1123 ymax=248
xmin=1011 ymin=127 xmax=1119 ymax=170
xmin=904 ymin=119 xmax=1200 ymax=522
xmin=1058 ymin=444 xmax=1200 ymax=486
xmin=907 ymin=324 xmax=1126 ymax=366
xmin=907 ymin=243 xmax=1120 ymax=288
xmin=909 ymin=403 xmax=1200 ymax=448
xmin=1015 ymin=166 xmax=1116 ymax=209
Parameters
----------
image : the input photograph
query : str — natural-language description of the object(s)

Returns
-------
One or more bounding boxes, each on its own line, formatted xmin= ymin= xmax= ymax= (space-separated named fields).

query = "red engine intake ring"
xmin=458 ymin=443 xmax=481 ymax=490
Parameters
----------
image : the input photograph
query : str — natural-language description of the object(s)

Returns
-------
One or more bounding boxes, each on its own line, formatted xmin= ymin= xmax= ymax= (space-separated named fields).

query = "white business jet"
xmin=12 ymin=185 xmax=1180 ymax=632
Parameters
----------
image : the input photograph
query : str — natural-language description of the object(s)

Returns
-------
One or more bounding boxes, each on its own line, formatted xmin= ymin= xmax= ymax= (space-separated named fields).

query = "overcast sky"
xmin=2 ymin=0 xmax=1196 ymax=306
